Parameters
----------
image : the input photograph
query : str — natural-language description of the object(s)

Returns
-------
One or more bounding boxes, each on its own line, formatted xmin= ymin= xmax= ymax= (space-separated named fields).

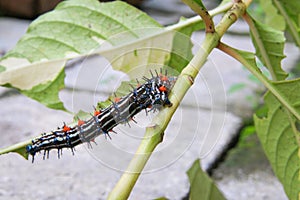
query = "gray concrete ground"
xmin=1 ymin=1 xmax=299 ymax=199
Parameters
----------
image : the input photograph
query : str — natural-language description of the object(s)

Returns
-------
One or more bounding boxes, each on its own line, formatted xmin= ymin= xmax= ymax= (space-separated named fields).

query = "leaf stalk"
xmin=217 ymin=42 xmax=300 ymax=121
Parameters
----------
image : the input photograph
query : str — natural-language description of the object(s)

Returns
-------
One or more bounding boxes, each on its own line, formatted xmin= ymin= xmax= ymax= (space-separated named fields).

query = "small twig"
xmin=217 ymin=42 xmax=300 ymax=121
xmin=181 ymin=0 xmax=215 ymax=33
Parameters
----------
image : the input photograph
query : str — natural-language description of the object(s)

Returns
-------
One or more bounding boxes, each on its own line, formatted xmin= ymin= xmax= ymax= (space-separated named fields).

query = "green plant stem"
xmin=166 ymin=1 xmax=233 ymax=31
xmin=181 ymin=0 xmax=215 ymax=33
xmin=215 ymin=0 xmax=249 ymax=36
xmin=217 ymin=42 xmax=300 ymax=121
xmin=107 ymin=37 xmax=211 ymax=200
xmin=107 ymin=0 xmax=252 ymax=199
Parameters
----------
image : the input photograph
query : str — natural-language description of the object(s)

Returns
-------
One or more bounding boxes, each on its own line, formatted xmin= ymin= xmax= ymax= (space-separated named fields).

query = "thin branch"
xmin=217 ymin=42 xmax=300 ymax=121
xmin=181 ymin=0 xmax=215 ymax=33
xmin=166 ymin=1 xmax=233 ymax=31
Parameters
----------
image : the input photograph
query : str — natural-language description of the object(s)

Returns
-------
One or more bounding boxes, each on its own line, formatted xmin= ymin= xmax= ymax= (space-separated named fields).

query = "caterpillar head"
xmin=150 ymin=75 xmax=177 ymax=108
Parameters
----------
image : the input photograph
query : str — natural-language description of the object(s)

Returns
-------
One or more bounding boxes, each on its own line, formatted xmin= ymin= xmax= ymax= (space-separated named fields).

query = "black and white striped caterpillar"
xmin=26 ymin=71 xmax=176 ymax=162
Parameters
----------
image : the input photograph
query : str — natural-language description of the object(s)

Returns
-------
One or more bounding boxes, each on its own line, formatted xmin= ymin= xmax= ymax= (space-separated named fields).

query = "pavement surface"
xmin=0 ymin=0 xmax=299 ymax=199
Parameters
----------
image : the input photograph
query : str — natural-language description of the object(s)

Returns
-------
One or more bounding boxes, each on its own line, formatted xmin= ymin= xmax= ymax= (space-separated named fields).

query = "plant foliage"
xmin=0 ymin=0 xmax=299 ymax=199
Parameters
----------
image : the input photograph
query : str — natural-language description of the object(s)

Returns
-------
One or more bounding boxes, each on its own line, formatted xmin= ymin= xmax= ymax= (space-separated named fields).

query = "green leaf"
xmin=220 ymin=43 xmax=300 ymax=121
xmin=246 ymin=13 xmax=287 ymax=80
xmin=0 ymin=0 xmax=166 ymax=110
xmin=0 ymin=65 xmax=5 ymax=72
xmin=0 ymin=0 xmax=231 ymax=159
xmin=271 ymin=0 xmax=300 ymax=47
xmin=22 ymin=68 xmax=66 ymax=110
xmin=165 ymin=17 xmax=204 ymax=72
xmin=187 ymin=159 xmax=226 ymax=200
xmin=0 ymin=139 xmax=31 ymax=160
xmin=254 ymin=79 xmax=300 ymax=200
xmin=259 ymin=0 xmax=285 ymax=30
xmin=154 ymin=198 xmax=169 ymax=200
xmin=227 ymin=82 xmax=246 ymax=94
xmin=164 ymin=0 xmax=233 ymax=70
xmin=0 ymin=0 xmax=231 ymax=111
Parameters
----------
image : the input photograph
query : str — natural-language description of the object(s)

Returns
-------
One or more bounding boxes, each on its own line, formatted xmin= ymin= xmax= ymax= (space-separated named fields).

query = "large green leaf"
xmin=271 ymin=0 xmax=300 ymax=47
xmin=0 ymin=0 xmax=232 ymax=111
xmin=246 ymin=13 xmax=287 ymax=81
xmin=254 ymin=79 xmax=300 ymax=200
xmin=0 ymin=0 xmax=232 ymax=159
xmin=0 ymin=0 xmax=167 ymax=110
xmin=187 ymin=159 xmax=226 ymax=200
xmin=219 ymin=43 xmax=300 ymax=198
xmin=21 ymin=68 xmax=66 ymax=110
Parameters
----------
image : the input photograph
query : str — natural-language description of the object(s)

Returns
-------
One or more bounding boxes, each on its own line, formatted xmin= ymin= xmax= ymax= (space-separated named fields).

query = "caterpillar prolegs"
xmin=26 ymin=71 xmax=176 ymax=162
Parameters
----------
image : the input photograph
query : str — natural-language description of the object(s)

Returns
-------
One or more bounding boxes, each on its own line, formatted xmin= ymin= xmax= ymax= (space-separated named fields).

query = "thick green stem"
xmin=107 ymin=125 xmax=164 ymax=200
xmin=107 ymin=0 xmax=252 ymax=199
xmin=107 ymin=36 xmax=215 ymax=200
xmin=215 ymin=0 xmax=249 ymax=36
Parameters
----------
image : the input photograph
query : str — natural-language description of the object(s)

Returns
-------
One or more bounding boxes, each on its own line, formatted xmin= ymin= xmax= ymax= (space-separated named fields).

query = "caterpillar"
xmin=26 ymin=70 xmax=176 ymax=162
